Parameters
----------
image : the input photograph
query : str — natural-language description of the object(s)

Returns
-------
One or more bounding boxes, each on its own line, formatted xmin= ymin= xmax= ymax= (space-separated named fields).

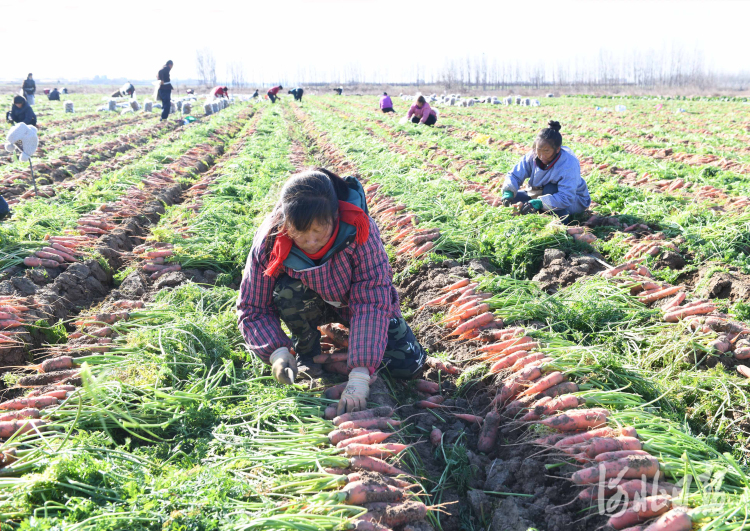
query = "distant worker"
xmin=288 ymin=88 xmax=304 ymax=102
xmin=379 ymin=92 xmax=394 ymax=113
xmin=21 ymin=74 xmax=36 ymax=106
xmin=157 ymin=60 xmax=174 ymax=121
xmin=251 ymin=89 xmax=259 ymax=99
xmin=186 ymin=88 xmax=195 ymax=95
xmin=406 ymin=95 xmax=437 ymax=126
xmin=333 ymin=87 xmax=343 ymax=95
xmin=267 ymin=85 xmax=283 ymax=104
xmin=210 ymin=86 xmax=229 ymax=99
xmin=111 ymin=82 xmax=135 ymax=99
xmin=6 ymin=96 xmax=37 ymax=126
xmin=61 ymin=87 xmax=68 ymax=95
xmin=0 ymin=196 xmax=9 ymax=219
xmin=48 ymin=88 xmax=60 ymax=101
xmin=501 ymin=121 xmax=590 ymax=223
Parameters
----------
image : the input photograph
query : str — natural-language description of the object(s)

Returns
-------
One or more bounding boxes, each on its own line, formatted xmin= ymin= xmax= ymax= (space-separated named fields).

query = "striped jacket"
xmin=237 ymin=216 xmax=401 ymax=370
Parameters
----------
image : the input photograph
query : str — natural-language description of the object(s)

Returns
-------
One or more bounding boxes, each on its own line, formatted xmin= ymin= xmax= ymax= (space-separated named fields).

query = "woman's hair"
xmin=383 ymin=92 xmax=388 ymax=96
xmin=13 ymin=95 xmax=25 ymax=105
xmin=416 ymin=95 xmax=426 ymax=105
xmin=27 ymin=73 xmax=32 ymax=77
xmin=535 ymin=120 xmax=563 ymax=150
xmin=165 ymin=60 xmax=173 ymax=66
xmin=256 ymin=168 xmax=350 ymax=255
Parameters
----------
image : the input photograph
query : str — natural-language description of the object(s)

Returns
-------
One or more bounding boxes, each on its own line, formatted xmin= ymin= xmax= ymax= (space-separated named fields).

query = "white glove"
xmin=270 ymin=347 xmax=297 ymax=385
xmin=337 ymin=367 xmax=370 ymax=415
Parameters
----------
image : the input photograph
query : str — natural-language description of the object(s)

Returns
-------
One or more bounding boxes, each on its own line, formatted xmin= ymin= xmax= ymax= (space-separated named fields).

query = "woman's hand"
xmin=270 ymin=347 xmax=298 ymax=385
xmin=337 ymin=367 xmax=371 ymax=415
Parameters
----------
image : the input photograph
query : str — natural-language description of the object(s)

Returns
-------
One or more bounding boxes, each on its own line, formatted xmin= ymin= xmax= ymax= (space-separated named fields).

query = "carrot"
xmin=0 ymin=408 xmax=40 ymax=422
xmin=329 ymin=428 xmax=373 ymax=445
xmin=350 ymin=456 xmax=409 ymax=476
xmin=662 ymin=292 xmax=685 ymax=311
xmin=642 ymin=508 xmax=691 ymax=531
xmin=490 ymin=350 xmax=531 ymax=373
xmin=0 ymin=319 xmax=25 ymax=329
xmin=333 ymin=407 xmax=394 ymax=426
xmin=532 ymin=433 xmax=568 ymax=446
xmin=453 ymin=413 xmax=483 ymax=425
xmin=0 ymin=396 xmax=58 ymax=411
xmin=595 ymin=450 xmax=651 ymax=462
xmin=494 ymin=366 xmax=542 ymax=406
xmin=664 ymin=303 xmax=716 ymax=322
xmin=441 ymin=303 xmax=490 ymax=324
xmin=0 ymin=419 xmax=46 ymax=438
xmin=430 ymin=428 xmax=442 ymax=447
xmin=411 ymin=241 xmax=435 ymax=257
xmin=337 ymin=418 xmax=402 ymax=431
xmin=555 ymin=426 xmax=621 ymax=447
xmin=324 ymin=381 xmax=349 ymax=400
xmin=639 ymin=285 xmax=684 ymax=304
xmin=414 ymin=379 xmax=439 ymax=395
xmin=344 ymin=443 xmax=409 ymax=458
xmin=415 ymin=400 xmax=447 ymax=409
xmin=476 ymin=335 xmax=534 ymax=354
xmin=617 ymin=479 xmax=680 ymax=499
xmin=362 ymin=501 xmax=427 ymax=527
xmin=337 ymin=431 xmax=394 ymax=448
xmin=508 ymin=352 xmax=548 ymax=372
xmin=485 ymin=342 xmax=540 ymax=362
xmin=34 ymin=251 xmax=64 ymax=263
xmin=315 ymin=352 xmax=349 ymax=364
xmin=441 ymin=278 xmax=470 ymax=292
xmin=477 ymin=410 xmax=501 ymax=453
xmin=541 ymin=408 xmax=609 ymax=432
xmin=571 ymin=455 xmax=661 ymax=485
xmin=425 ymin=357 xmax=460 ymax=375
xmin=608 ymin=495 xmax=672 ymax=530
xmin=342 ymin=480 xmax=405 ymax=505
xmin=520 ymin=394 xmax=580 ymax=421
xmin=448 ymin=312 xmax=495 ymax=337
xmin=418 ymin=291 xmax=459 ymax=309
xmin=585 ymin=436 xmax=642 ymax=458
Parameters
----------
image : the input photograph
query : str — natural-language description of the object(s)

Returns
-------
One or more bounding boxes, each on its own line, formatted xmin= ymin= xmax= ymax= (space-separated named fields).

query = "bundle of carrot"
xmin=565 ymin=225 xmax=597 ymax=244
xmin=0 ymin=295 xmax=35 ymax=332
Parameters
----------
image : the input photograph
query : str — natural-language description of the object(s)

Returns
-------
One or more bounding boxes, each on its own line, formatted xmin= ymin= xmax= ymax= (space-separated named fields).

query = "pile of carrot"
xmin=0 ymin=295 xmax=36 ymax=334
xmin=315 ymin=402 xmax=430 ymax=530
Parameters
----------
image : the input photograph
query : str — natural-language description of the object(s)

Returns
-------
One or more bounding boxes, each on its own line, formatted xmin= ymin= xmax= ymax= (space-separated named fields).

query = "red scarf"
xmin=264 ymin=201 xmax=370 ymax=277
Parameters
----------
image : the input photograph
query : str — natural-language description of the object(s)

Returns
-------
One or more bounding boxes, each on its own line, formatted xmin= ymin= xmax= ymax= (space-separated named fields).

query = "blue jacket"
xmin=502 ymin=147 xmax=590 ymax=214
xmin=9 ymin=102 xmax=37 ymax=126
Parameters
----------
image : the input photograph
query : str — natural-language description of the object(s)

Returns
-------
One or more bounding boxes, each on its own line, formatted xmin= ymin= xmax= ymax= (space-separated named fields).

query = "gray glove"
xmin=337 ymin=367 xmax=371 ymax=415
xmin=269 ymin=347 xmax=298 ymax=385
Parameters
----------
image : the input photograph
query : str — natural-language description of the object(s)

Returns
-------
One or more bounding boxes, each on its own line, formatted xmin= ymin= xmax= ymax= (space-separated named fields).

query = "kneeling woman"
xmin=238 ymin=168 xmax=426 ymax=414
xmin=501 ymin=121 xmax=590 ymax=222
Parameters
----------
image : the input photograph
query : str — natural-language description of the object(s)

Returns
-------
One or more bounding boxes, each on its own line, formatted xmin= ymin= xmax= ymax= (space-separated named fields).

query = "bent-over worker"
xmin=238 ymin=168 xmax=427 ymax=414
xmin=379 ymin=92 xmax=394 ymax=113
xmin=210 ymin=86 xmax=229 ymax=99
xmin=6 ymin=96 xmax=37 ymax=126
xmin=406 ymin=95 xmax=437 ymax=126
xmin=501 ymin=120 xmax=590 ymax=223
xmin=267 ymin=85 xmax=283 ymax=103
xmin=288 ymin=88 xmax=304 ymax=101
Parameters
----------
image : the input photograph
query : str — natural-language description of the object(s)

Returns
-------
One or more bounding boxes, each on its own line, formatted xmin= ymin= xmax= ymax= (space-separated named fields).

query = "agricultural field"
xmin=0 ymin=93 xmax=749 ymax=531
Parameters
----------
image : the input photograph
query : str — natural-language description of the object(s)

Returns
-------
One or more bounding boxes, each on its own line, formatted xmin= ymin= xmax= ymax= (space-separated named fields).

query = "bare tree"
xmin=228 ymin=62 xmax=246 ymax=88
xmin=196 ymin=48 xmax=217 ymax=87
xmin=196 ymin=49 xmax=207 ymax=86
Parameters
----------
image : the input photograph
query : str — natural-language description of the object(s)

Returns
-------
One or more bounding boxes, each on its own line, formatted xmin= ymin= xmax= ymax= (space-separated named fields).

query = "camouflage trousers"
xmin=272 ymin=274 xmax=426 ymax=379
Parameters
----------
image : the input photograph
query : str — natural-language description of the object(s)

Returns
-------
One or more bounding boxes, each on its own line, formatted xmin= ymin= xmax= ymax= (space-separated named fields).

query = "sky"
xmin=1 ymin=0 xmax=748 ymax=84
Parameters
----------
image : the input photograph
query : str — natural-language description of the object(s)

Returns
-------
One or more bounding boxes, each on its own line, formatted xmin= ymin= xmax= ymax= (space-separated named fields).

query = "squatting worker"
xmin=501 ymin=121 xmax=590 ymax=223
xmin=157 ymin=60 xmax=174 ymax=121
xmin=48 ymin=88 xmax=60 ymax=101
xmin=238 ymin=168 xmax=427 ymax=414
xmin=267 ymin=85 xmax=283 ymax=103
xmin=112 ymin=82 xmax=135 ymax=98
xmin=379 ymin=92 xmax=394 ymax=113
xmin=288 ymin=87 xmax=304 ymax=102
xmin=407 ymin=95 xmax=437 ymax=126
xmin=6 ymin=96 xmax=37 ymax=126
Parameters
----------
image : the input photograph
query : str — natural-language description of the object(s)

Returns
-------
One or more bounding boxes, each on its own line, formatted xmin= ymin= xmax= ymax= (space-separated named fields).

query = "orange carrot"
xmin=425 ymin=356 xmax=461 ymax=375
xmin=441 ymin=278 xmax=470 ymax=292
xmin=453 ymin=413 xmax=483 ymax=425
xmin=448 ymin=312 xmax=495 ymax=336
xmin=329 ymin=428 xmax=373 ymax=445
xmin=608 ymin=495 xmax=672 ymax=530
xmin=540 ymin=408 xmax=609 ymax=432
xmin=350 ymin=456 xmax=409 ymax=476
xmin=0 ymin=396 xmax=58 ymax=411
xmin=0 ymin=408 xmax=40 ymax=422
xmin=430 ymin=428 xmax=442 ymax=447
xmin=411 ymin=241 xmax=434 ymax=257
xmin=0 ymin=419 xmax=46 ymax=438
xmin=441 ymin=302 xmax=490 ymax=324
xmin=337 ymin=418 xmax=402 ymax=430
xmin=664 ymin=303 xmax=716 ymax=322
xmin=639 ymin=285 xmax=684 ymax=304
xmin=494 ymin=366 xmax=542 ymax=406
xmin=344 ymin=442 xmax=409 ymax=458
xmin=333 ymin=407 xmax=394 ymax=426
xmin=595 ymin=449 xmax=651 ymax=462
xmin=477 ymin=335 xmax=534 ymax=354
xmin=518 ymin=371 xmax=566 ymax=398
xmin=642 ymin=508 xmax=691 ymax=531
xmin=520 ymin=394 xmax=580 ymax=421
xmin=414 ymin=379 xmax=439 ymax=394
xmin=484 ymin=342 xmax=541 ymax=362
xmin=585 ymin=436 xmax=642 ymax=458
xmin=508 ymin=352 xmax=548 ymax=372
xmin=342 ymin=480 xmax=405 ymax=505
xmin=336 ymin=430 xmax=395 ymax=448
xmin=571 ymin=455 xmax=661 ymax=484
xmin=555 ymin=426 xmax=618 ymax=448
xmin=490 ymin=350 xmax=531 ymax=373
